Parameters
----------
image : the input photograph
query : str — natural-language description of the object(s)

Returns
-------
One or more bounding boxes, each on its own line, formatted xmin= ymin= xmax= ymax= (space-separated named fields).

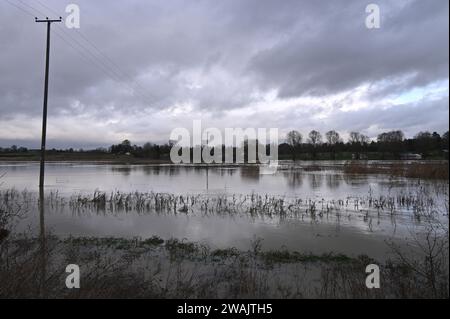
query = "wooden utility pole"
xmin=35 ymin=17 xmax=62 ymax=188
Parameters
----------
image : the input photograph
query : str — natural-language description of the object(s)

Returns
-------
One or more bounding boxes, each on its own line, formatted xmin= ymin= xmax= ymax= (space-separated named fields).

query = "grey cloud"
xmin=0 ymin=0 xmax=448 ymax=147
xmin=273 ymin=96 xmax=449 ymax=139
xmin=248 ymin=0 xmax=449 ymax=98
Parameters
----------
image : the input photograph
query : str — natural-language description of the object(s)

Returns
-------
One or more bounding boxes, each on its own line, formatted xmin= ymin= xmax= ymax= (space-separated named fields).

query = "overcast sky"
xmin=0 ymin=0 xmax=448 ymax=149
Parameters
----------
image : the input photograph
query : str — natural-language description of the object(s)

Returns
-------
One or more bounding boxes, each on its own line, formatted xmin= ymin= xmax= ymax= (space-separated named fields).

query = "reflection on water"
xmin=286 ymin=172 xmax=303 ymax=188
xmin=39 ymin=187 xmax=47 ymax=298
xmin=308 ymin=173 xmax=323 ymax=189
xmin=326 ymin=174 xmax=341 ymax=189
xmin=240 ymin=166 xmax=260 ymax=181
xmin=22 ymin=197 xmax=409 ymax=260
xmin=0 ymin=161 xmax=423 ymax=198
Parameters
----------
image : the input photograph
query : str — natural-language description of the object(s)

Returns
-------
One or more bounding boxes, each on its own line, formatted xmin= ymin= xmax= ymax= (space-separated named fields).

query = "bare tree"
xmin=286 ymin=130 xmax=302 ymax=161
xmin=308 ymin=130 xmax=322 ymax=159
xmin=325 ymin=130 xmax=341 ymax=160
xmin=349 ymin=132 xmax=369 ymax=159
xmin=349 ymin=131 xmax=368 ymax=144
xmin=387 ymin=220 xmax=449 ymax=298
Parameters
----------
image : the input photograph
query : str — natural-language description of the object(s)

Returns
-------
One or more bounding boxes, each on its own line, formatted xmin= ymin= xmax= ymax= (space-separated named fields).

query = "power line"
xmin=73 ymin=28 xmax=154 ymax=98
xmin=52 ymin=29 xmax=128 ymax=85
xmin=3 ymin=0 xmax=36 ymax=18
xmin=33 ymin=0 xmax=59 ymax=16
xmin=31 ymin=0 xmax=159 ymax=105
xmin=34 ymin=0 xmax=150 ymax=89
xmin=3 ymin=1 xmax=119 ymax=84
xmin=4 ymin=0 xmax=159 ymax=107
xmin=16 ymin=0 xmax=46 ymax=17
xmin=3 ymin=0 xmax=138 ymax=91
xmin=52 ymin=27 xmax=159 ymax=107
xmin=52 ymin=28 xmax=154 ymax=104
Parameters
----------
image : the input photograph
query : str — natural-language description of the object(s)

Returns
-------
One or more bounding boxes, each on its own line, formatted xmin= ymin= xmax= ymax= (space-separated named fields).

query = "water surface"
xmin=1 ymin=161 xmax=447 ymax=260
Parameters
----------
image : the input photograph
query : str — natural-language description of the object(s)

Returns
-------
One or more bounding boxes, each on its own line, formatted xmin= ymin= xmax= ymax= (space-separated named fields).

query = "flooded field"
xmin=0 ymin=161 xmax=448 ymax=261
xmin=0 ymin=160 xmax=435 ymax=196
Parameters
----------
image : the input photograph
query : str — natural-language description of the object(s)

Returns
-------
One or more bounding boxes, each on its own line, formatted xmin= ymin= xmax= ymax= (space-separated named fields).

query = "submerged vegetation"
xmin=43 ymin=188 xmax=450 ymax=223
xmin=0 ymin=187 xmax=447 ymax=236
xmin=0 ymin=173 xmax=448 ymax=298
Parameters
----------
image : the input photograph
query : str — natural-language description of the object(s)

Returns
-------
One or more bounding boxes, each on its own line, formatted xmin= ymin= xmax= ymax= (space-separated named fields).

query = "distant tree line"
xmin=0 ymin=145 xmax=29 ymax=153
xmin=282 ymin=129 xmax=449 ymax=160
xmin=109 ymin=139 xmax=173 ymax=160
xmin=1 ymin=130 xmax=448 ymax=161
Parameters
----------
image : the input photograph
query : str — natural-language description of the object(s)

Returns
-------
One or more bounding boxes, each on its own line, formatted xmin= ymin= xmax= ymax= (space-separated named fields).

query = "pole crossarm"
xmin=35 ymin=17 xmax=62 ymax=23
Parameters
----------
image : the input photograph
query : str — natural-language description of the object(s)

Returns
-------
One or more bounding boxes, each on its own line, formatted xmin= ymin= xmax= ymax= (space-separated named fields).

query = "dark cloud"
xmin=248 ymin=0 xmax=448 ymax=97
xmin=0 ymin=0 xmax=448 ymax=147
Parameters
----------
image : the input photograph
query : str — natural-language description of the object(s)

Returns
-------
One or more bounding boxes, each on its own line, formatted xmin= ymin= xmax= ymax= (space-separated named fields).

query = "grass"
xmin=64 ymin=190 xmax=447 ymax=223
xmin=59 ymin=236 xmax=354 ymax=264
xmin=211 ymin=248 xmax=240 ymax=258
xmin=63 ymin=236 xmax=164 ymax=250
xmin=0 ymin=151 xmax=170 ymax=164
xmin=260 ymin=250 xmax=354 ymax=264
xmin=0 ymin=231 xmax=448 ymax=298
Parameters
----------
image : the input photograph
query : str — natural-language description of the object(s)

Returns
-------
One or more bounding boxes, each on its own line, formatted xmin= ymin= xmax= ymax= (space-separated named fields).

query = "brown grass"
xmin=343 ymin=161 xmax=449 ymax=180
xmin=1 ymin=233 xmax=447 ymax=299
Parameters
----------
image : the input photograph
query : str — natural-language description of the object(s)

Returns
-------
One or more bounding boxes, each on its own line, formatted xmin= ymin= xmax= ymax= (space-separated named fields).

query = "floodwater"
xmin=0 ymin=160 xmax=424 ymax=196
xmin=0 ymin=161 xmax=448 ymax=260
